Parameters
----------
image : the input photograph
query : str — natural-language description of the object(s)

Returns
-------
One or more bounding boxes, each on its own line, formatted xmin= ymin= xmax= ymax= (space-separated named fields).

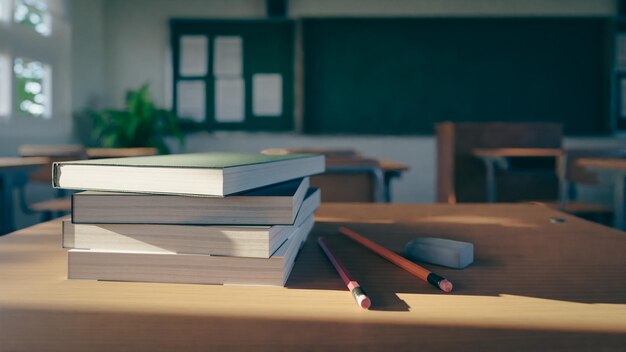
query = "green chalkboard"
xmin=302 ymin=18 xmax=611 ymax=135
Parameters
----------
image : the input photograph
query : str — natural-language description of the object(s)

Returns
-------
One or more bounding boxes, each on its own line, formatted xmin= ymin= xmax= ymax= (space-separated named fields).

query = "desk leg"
xmin=0 ymin=174 xmax=13 ymax=235
xmin=383 ymin=172 xmax=400 ymax=203
xmin=483 ymin=160 xmax=497 ymax=203
xmin=613 ymin=174 xmax=626 ymax=231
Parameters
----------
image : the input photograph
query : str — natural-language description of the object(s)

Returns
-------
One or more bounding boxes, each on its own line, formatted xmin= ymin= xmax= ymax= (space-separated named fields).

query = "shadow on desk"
xmin=287 ymin=218 xmax=626 ymax=309
xmin=4 ymin=305 xmax=625 ymax=351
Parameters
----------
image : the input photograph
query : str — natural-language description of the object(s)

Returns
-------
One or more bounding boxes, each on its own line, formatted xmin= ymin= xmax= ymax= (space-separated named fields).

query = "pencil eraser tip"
xmin=358 ymin=295 xmax=371 ymax=309
xmin=439 ymin=279 xmax=453 ymax=293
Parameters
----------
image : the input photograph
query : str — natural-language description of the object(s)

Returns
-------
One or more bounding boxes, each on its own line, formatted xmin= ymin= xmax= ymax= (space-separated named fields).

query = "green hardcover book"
xmin=53 ymin=152 xmax=325 ymax=196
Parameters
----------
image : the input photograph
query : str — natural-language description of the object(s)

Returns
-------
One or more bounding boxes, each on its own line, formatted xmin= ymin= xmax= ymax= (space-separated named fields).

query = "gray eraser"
xmin=404 ymin=237 xmax=474 ymax=269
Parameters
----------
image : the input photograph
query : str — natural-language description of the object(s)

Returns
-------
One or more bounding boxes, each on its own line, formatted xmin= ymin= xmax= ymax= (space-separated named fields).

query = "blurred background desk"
xmin=1 ymin=203 xmax=625 ymax=351
xmin=262 ymin=148 xmax=409 ymax=202
xmin=0 ymin=157 xmax=49 ymax=235
xmin=472 ymin=148 xmax=563 ymax=203
xmin=86 ymin=147 xmax=158 ymax=159
xmin=578 ymin=158 xmax=626 ymax=230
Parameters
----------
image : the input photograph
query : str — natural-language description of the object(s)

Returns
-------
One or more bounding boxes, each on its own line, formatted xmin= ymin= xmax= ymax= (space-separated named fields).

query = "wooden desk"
xmin=323 ymin=158 xmax=410 ymax=202
xmin=472 ymin=148 xmax=563 ymax=202
xmin=0 ymin=157 xmax=49 ymax=235
xmin=578 ymin=157 xmax=626 ymax=229
xmin=86 ymin=147 xmax=158 ymax=159
xmin=1 ymin=203 xmax=625 ymax=351
xmin=261 ymin=149 xmax=409 ymax=202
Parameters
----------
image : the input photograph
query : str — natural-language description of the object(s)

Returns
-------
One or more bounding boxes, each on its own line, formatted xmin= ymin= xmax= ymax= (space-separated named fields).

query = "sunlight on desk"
xmin=1 ymin=203 xmax=625 ymax=351
xmin=420 ymin=215 xmax=537 ymax=228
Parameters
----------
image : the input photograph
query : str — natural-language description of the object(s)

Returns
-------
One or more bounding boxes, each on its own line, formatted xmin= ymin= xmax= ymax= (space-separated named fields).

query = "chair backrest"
xmin=18 ymin=144 xmax=88 ymax=184
xmin=436 ymin=122 xmax=563 ymax=203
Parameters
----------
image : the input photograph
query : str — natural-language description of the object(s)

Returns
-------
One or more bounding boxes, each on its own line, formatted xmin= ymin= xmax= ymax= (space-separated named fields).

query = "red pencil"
xmin=339 ymin=226 xmax=453 ymax=293
xmin=318 ymin=237 xmax=371 ymax=309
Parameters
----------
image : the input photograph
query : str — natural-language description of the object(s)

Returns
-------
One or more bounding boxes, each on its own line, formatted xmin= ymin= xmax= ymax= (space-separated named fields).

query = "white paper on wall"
xmin=253 ymin=74 xmax=282 ymax=116
xmin=215 ymin=78 xmax=244 ymax=122
xmin=176 ymin=80 xmax=205 ymax=122
xmin=179 ymin=36 xmax=208 ymax=77
xmin=213 ymin=36 xmax=242 ymax=77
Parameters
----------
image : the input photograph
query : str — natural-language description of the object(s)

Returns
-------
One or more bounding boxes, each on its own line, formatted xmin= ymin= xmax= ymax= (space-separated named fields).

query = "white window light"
xmin=0 ymin=54 xmax=11 ymax=118
xmin=14 ymin=0 xmax=51 ymax=36
xmin=0 ymin=0 xmax=12 ymax=23
xmin=14 ymin=57 xmax=51 ymax=118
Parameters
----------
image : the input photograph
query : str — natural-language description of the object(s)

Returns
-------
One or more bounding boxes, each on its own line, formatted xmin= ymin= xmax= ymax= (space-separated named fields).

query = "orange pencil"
xmin=339 ymin=226 xmax=453 ymax=293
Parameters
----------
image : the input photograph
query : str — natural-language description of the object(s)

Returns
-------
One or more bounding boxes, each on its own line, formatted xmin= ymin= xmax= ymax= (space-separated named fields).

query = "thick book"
xmin=71 ymin=178 xmax=310 ymax=225
xmin=53 ymin=152 xmax=325 ymax=196
xmin=63 ymin=188 xmax=320 ymax=258
xmin=67 ymin=214 xmax=315 ymax=286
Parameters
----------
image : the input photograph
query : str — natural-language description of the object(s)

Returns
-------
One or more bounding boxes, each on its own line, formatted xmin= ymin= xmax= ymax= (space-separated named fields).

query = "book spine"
xmin=51 ymin=163 xmax=61 ymax=188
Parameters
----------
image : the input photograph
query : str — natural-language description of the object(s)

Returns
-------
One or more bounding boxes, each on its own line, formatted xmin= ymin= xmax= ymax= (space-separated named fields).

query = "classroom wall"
xmin=61 ymin=0 xmax=625 ymax=204
xmin=80 ymin=0 xmax=619 ymax=110
xmin=101 ymin=0 xmax=265 ymax=109
xmin=70 ymin=0 xmax=105 ymax=112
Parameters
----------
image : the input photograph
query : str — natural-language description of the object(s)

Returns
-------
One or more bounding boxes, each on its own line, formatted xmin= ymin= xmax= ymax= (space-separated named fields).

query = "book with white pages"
xmin=71 ymin=178 xmax=310 ymax=225
xmin=53 ymin=152 xmax=325 ymax=196
xmin=64 ymin=188 xmax=320 ymax=258
xmin=67 ymin=211 xmax=315 ymax=287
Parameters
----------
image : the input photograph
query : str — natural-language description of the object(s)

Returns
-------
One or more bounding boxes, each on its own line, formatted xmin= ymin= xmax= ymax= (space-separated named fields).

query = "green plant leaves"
xmin=88 ymin=83 xmax=189 ymax=154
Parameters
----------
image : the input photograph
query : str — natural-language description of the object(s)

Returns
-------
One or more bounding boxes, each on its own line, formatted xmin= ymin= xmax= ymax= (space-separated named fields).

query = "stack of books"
xmin=53 ymin=152 xmax=325 ymax=286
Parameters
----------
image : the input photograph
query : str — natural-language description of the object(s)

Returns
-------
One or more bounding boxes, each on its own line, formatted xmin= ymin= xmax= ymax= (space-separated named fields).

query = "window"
xmin=0 ymin=55 xmax=10 ymax=118
xmin=14 ymin=57 xmax=51 ymax=118
xmin=0 ymin=0 xmax=68 ymax=126
xmin=0 ymin=0 xmax=9 ymax=23
xmin=13 ymin=0 xmax=51 ymax=36
xmin=170 ymin=19 xmax=294 ymax=131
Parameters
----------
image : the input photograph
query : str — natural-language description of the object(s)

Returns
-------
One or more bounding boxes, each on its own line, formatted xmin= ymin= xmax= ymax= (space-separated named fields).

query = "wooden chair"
xmin=17 ymin=144 xmax=88 ymax=221
xmin=261 ymin=148 xmax=385 ymax=202
xmin=436 ymin=122 xmax=563 ymax=203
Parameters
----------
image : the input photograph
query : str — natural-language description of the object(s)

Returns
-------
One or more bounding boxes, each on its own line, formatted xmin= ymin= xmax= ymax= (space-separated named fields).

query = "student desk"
xmin=578 ymin=158 xmax=626 ymax=230
xmin=0 ymin=157 xmax=49 ymax=235
xmin=472 ymin=148 xmax=563 ymax=202
xmin=86 ymin=147 xmax=158 ymax=159
xmin=1 ymin=203 xmax=625 ymax=351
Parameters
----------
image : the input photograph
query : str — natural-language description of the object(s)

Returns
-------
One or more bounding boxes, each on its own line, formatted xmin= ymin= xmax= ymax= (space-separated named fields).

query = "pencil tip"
xmin=439 ymin=279 xmax=453 ymax=293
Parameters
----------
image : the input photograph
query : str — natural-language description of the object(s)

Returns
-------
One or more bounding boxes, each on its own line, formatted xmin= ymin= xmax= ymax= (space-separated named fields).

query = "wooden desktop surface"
xmin=378 ymin=159 xmax=409 ymax=172
xmin=0 ymin=157 xmax=49 ymax=168
xmin=1 ymin=203 xmax=625 ymax=351
xmin=86 ymin=147 xmax=158 ymax=159
xmin=577 ymin=157 xmax=626 ymax=171
xmin=472 ymin=148 xmax=564 ymax=158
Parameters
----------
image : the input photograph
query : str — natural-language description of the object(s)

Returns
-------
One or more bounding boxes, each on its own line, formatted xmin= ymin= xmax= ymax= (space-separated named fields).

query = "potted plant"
xmin=86 ymin=84 xmax=189 ymax=154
